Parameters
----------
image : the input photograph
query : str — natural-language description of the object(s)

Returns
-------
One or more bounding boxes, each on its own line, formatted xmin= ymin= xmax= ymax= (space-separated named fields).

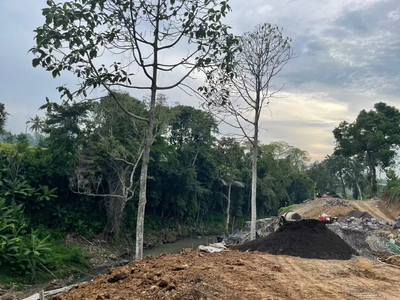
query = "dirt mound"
xmin=47 ymin=249 xmax=400 ymax=300
xmin=234 ymin=219 xmax=358 ymax=260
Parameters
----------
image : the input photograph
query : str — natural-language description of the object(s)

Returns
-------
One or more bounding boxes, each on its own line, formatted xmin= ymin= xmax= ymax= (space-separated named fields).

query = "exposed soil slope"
xmin=294 ymin=199 xmax=396 ymax=223
xmin=350 ymin=200 xmax=394 ymax=222
xmin=293 ymin=199 xmax=354 ymax=219
xmin=50 ymin=249 xmax=400 ymax=300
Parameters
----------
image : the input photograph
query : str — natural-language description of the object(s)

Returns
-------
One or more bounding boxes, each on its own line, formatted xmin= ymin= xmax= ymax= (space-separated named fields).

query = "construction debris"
xmin=197 ymin=243 xmax=227 ymax=253
xmin=324 ymin=198 xmax=350 ymax=206
xmin=333 ymin=215 xmax=391 ymax=231
xmin=394 ymin=216 xmax=400 ymax=229
xmin=218 ymin=229 xmax=250 ymax=245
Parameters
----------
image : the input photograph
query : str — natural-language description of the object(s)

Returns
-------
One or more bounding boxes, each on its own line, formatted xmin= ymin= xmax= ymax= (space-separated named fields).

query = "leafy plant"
xmin=278 ymin=204 xmax=298 ymax=215
xmin=0 ymin=199 xmax=52 ymax=279
xmin=386 ymin=170 xmax=400 ymax=205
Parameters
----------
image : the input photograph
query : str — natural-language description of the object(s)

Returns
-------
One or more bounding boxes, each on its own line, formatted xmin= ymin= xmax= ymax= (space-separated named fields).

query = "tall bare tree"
xmin=31 ymin=0 xmax=239 ymax=260
xmin=205 ymin=23 xmax=293 ymax=240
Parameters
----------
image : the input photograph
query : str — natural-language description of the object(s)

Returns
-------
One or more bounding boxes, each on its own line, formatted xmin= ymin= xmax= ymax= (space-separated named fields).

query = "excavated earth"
xmin=49 ymin=249 xmax=400 ymax=300
xmin=234 ymin=219 xmax=358 ymax=259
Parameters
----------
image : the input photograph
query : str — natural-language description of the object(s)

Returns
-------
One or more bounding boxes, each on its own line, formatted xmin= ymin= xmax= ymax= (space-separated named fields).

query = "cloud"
xmin=1 ymin=0 xmax=399 ymax=161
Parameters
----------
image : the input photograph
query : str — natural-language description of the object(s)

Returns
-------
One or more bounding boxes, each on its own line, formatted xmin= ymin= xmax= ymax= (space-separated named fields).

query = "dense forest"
xmin=2 ymin=96 xmax=400 ymax=282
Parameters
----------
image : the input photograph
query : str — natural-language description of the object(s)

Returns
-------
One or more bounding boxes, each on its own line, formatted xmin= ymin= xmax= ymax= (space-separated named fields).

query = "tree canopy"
xmin=334 ymin=102 xmax=400 ymax=196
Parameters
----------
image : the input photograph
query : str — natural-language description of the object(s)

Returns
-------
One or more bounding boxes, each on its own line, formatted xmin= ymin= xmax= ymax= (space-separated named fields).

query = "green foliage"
xmin=278 ymin=204 xmax=298 ymax=215
xmin=45 ymin=244 xmax=89 ymax=277
xmin=385 ymin=170 xmax=400 ymax=205
xmin=334 ymin=102 xmax=400 ymax=196
xmin=257 ymin=142 xmax=313 ymax=216
xmin=31 ymin=0 xmax=239 ymax=102
xmin=0 ymin=199 xmax=52 ymax=279
xmin=0 ymin=103 xmax=8 ymax=133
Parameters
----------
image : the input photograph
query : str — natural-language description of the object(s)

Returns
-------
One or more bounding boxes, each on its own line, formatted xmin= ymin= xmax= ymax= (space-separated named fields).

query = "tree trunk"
xmin=356 ymin=182 xmax=363 ymax=200
xmin=135 ymin=1 xmax=160 ymax=261
xmin=371 ymin=165 xmax=377 ymax=197
xmin=339 ymin=171 xmax=347 ymax=198
xmin=249 ymin=87 xmax=261 ymax=241
xmin=226 ymin=182 xmax=232 ymax=232
xmin=367 ymin=164 xmax=377 ymax=197
xmin=135 ymin=120 xmax=154 ymax=261
xmin=250 ymin=128 xmax=258 ymax=241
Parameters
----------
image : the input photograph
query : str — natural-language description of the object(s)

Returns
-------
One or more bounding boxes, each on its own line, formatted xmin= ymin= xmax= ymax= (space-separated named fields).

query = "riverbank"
xmin=0 ymin=225 xmax=222 ymax=300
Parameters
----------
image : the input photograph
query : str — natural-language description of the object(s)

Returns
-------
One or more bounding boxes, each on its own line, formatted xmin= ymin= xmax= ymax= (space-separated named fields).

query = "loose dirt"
xmin=49 ymin=249 xmax=400 ymax=300
xmin=234 ymin=219 xmax=357 ymax=259
xmin=294 ymin=199 xmax=397 ymax=224
xmin=294 ymin=199 xmax=354 ymax=219
xmin=350 ymin=200 xmax=394 ymax=223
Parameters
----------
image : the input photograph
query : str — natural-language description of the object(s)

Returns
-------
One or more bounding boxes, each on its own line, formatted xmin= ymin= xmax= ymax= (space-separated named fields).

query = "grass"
xmin=278 ymin=204 xmax=298 ymax=215
xmin=0 ymin=269 xmax=25 ymax=290
xmin=0 ymin=143 xmax=17 ymax=151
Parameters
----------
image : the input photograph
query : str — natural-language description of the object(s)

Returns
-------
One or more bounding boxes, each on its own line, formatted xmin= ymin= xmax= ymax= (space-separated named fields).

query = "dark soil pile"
xmin=235 ymin=219 xmax=358 ymax=260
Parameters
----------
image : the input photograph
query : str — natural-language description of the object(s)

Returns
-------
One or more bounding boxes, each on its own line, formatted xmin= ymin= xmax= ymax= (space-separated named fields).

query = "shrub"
xmin=278 ymin=204 xmax=298 ymax=215
xmin=0 ymin=199 xmax=51 ymax=279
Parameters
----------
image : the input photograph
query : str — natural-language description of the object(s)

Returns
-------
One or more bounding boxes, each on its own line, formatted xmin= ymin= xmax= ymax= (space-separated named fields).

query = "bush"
xmin=278 ymin=204 xmax=298 ymax=215
xmin=385 ymin=170 xmax=400 ymax=205
xmin=45 ymin=244 xmax=90 ymax=278
xmin=0 ymin=199 xmax=51 ymax=279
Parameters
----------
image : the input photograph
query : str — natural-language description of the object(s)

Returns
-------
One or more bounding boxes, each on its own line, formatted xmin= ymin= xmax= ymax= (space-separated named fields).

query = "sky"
xmin=1 ymin=0 xmax=399 ymax=161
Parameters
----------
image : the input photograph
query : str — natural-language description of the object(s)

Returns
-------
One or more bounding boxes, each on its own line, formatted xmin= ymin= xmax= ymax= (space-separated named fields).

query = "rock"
xmin=394 ymin=216 xmax=400 ymax=229
xmin=156 ymin=279 xmax=169 ymax=288
xmin=198 ymin=245 xmax=225 ymax=253
xmin=244 ymin=217 xmax=278 ymax=238
xmin=108 ymin=254 xmax=117 ymax=260
xmin=324 ymin=198 xmax=350 ymax=207
xmin=172 ymin=264 xmax=189 ymax=271
xmin=107 ymin=273 xmax=129 ymax=283
xmin=166 ymin=283 xmax=176 ymax=291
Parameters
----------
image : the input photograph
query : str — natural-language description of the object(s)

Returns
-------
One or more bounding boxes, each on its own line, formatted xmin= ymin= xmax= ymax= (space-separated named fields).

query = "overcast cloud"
xmin=1 ymin=0 xmax=399 ymax=160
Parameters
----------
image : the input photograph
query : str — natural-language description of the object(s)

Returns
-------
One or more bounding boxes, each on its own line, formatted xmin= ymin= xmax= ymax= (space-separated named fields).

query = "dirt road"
xmin=53 ymin=249 xmax=400 ymax=300
xmin=349 ymin=200 xmax=394 ymax=223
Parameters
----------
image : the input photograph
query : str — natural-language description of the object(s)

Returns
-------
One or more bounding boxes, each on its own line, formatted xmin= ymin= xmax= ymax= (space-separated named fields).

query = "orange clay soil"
xmin=51 ymin=249 xmax=400 ymax=300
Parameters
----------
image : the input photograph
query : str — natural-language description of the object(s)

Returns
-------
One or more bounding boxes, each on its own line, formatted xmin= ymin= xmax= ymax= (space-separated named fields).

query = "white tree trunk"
xmin=226 ymin=182 xmax=232 ymax=232
xmin=135 ymin=123 xmax=153 ymax=261
xmin=356 ymin=182 xmax=363 ymax=200
xmin=250 ymin=138 xmax=258 ymax=241
xmin=135 ymin=0 xmax=160 ymax=261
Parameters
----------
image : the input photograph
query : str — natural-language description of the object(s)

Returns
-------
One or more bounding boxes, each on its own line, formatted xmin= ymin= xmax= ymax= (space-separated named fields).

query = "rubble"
xmin=323 ymin=198 xmax=350 ymax=206
xmin=334 ymin=214 xmax=392 ymax=231
xmin=244 ymin=217 xmax=278 ymax=238
xmin=219 ymin=229 xmax=249 ymax=245
xmin=327 ymin=213 xmax=398 ymax=259
xmin=394 ymin=216 xmax=400 ymax=229
xmin=197 ymin=243 xmax=227 ymax=253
